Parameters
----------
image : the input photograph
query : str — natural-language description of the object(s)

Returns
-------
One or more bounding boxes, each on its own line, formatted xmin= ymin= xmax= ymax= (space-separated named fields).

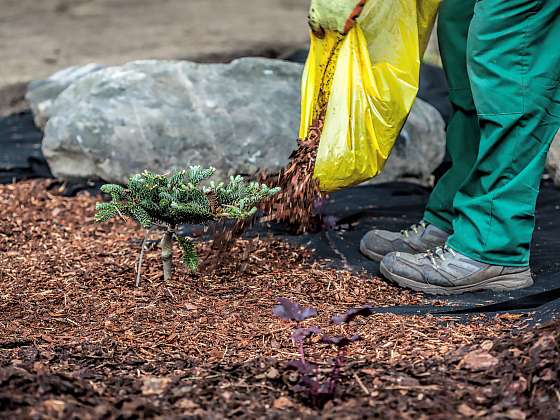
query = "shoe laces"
xmin=401 ymin=221 xmax=427 ymax=239
xmin=425 ymin=245 xmax=456 ymax=270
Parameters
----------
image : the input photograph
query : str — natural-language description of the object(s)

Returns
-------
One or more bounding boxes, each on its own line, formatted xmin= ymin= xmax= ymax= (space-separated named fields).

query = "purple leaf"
xmin=292 ymin=327 xmax=321 ymax=344
xmin=321 ymin=335 xmax=361 ymax=348
xmin=287 ymin=360 xmax=315 ymax=375
xmin=318 ymin=381 xmax=334 ymax=396
xmin=332 ymin=306 xmax=375 ymax=325
xmin=273 ymin=298 xmax=317 ymax=322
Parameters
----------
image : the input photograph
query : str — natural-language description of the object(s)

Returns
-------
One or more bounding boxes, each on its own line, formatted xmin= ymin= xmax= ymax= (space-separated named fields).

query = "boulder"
xmin=37 ymin=59 xmax=446 ymax=185
xmin=26 ymin=63 xmax=105 ymax=128
xmin=42 ymin=59 xmax=301 ymax=183
xmin=547 ymin=131 xmax=560 ymax=187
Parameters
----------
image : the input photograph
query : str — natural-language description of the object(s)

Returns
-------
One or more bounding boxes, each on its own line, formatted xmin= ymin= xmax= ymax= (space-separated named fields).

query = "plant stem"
xmin=298 ymin=341 xmax=306 ymax=363
xmin=296 ymin=322 xmax=307 ymax=363
xmin=160 ymin=225 xmax=175 ymax=281
xmin=135 ymin=228 xmax=151 ymax=288
xmin=328 ymin=348 xmax=346 ymax=396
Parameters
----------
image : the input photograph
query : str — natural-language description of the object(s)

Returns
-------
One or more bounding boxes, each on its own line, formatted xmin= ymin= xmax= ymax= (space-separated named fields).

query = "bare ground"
xmin=0 ymin=0 xmax=310 ymax=88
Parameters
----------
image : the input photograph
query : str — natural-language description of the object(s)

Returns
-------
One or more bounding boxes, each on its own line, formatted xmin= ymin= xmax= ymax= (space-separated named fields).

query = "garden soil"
xmin=1 ymin=180 xmax=559 ymax=418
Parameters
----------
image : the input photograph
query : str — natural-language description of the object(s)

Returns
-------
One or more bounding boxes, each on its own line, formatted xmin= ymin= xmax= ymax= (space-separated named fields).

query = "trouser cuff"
xmin=423 ymin=210 xmax=454 ymax=235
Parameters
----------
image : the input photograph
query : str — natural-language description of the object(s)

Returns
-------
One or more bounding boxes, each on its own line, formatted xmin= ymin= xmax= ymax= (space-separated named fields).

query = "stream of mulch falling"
xmin=206 ymin=111 xmax=327 ymax=268
xmin=1 ymin=180 xmax=559 ymax=418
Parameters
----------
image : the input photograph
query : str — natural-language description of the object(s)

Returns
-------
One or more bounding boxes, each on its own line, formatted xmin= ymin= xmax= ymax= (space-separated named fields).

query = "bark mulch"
xmin=1 ymin=180 xmax=559 ymax=418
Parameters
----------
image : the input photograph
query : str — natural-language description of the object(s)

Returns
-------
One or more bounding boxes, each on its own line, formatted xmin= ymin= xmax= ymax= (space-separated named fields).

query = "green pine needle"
xmin=130 ymin=205 xmax=153 ymax=229
xmin=94 ymin=166 xmax=280 ymax=276
xmin=94 ymin=202 xmax=119 ymax=222
xmin=177 ymin=236 xmax=198 ymax=272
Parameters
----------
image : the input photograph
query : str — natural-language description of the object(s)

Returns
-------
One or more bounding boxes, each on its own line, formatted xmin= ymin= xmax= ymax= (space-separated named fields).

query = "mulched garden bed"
xmin=1 ymin=180 xmax=559 ymax=418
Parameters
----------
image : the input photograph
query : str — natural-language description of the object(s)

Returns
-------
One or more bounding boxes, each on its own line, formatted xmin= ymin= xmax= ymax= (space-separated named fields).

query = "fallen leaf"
xmin=273 ymin=396 xmax=295 ymax=410
xmin=457 ymin=403 xmax=477 ymax=417
xmin=460 ymin=350 xmax=499 ymax=371
xmin=142 ymin=376 xmax=172 ymax=396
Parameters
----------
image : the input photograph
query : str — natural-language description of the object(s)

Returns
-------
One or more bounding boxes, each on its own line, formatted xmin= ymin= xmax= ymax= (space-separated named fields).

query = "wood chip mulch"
xmin=1 ymin=180 xmax=558 ymax=418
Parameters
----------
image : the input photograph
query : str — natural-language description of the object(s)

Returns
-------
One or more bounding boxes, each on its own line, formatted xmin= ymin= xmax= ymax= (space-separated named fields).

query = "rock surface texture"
xmin=26 ymin=64 xmax=105 ymax=128
xmin=547 ymin=131 xmax=560 ymax=187
xmin=34 ymin=59 xmax=447 ymax=185
xmin=41 ymin=59 xmax=302 ymax=183
xmin=371 ymin=99 xmax=446 ymax=185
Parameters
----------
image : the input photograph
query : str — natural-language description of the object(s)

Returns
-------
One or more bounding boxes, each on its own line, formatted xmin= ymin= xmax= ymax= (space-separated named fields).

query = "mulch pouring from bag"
xmin=208 ymin=39 xmax=346 ymax=266
xmin=260 ymin=109 xmax=327 ymax=232
xmin=207 ymin=111 xmax=327 ymax=266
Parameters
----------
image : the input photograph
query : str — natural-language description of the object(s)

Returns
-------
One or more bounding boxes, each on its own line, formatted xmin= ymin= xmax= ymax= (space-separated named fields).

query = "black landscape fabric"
xmin=0 ymin=111 xmax=51 ymax=184
xmin=265 ymin=180 xmax=560 ymax=323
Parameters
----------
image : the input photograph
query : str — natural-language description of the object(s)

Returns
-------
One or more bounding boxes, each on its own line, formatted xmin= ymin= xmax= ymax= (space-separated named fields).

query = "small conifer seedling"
xmin=95 ymin=166 xmax=280 ymax=285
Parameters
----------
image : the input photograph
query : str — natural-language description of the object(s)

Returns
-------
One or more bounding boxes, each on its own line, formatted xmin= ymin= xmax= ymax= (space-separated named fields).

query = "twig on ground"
xmin=353 ymin=372 xmax=370 ymax=396
xmin=136 ymin=228 xmax=153 ymax=288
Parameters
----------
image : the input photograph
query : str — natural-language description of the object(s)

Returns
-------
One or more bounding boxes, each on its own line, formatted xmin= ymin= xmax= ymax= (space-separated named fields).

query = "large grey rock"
xmin=38 ymin=59 xmax=446 ymax=185
xmin=547 ymin=130 xmax=560 ymax=187
xmin=42 ymin=59 xmax=302 ymax=183
xmin=26 ymin=63 xmax=105 ymax=128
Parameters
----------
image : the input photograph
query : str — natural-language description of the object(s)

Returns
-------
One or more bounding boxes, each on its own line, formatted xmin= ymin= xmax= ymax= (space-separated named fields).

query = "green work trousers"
xmin=423 ymin=0 xmax=560 ymax=266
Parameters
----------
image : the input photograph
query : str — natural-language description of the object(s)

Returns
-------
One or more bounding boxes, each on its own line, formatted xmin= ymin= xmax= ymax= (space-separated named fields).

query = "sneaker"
xmin=360 ymin=221 xmax=450 ymax=262
xmin=380 ymin=245 xmax=534 ymax=295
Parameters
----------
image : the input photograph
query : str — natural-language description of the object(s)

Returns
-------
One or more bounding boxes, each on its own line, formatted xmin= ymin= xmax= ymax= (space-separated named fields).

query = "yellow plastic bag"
xmin=300 ymin=0 xmax=441 ymax=192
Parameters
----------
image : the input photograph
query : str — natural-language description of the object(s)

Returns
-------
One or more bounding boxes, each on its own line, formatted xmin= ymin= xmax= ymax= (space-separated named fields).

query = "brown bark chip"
xmin=459 ymin=349 xmax=499 ymax=371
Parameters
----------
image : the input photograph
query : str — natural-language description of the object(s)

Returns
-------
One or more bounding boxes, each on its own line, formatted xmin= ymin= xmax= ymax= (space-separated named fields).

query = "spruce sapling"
xmin=95 ymin=166 xmax=280 ymax=285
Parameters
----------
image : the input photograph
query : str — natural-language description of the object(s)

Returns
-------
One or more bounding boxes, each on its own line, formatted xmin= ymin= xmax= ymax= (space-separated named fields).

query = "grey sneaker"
xmin=380 ymin=246 xmax=534 ymax=295
xmin=360 ymin=221 xmax=450 ymax=262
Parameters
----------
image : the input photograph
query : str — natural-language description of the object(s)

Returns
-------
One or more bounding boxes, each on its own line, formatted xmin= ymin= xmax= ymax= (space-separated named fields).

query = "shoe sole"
xmin=380 ymin=262 xmax=534 ymax=296
xmin=359 ymin=239 xmax=385 ymax=262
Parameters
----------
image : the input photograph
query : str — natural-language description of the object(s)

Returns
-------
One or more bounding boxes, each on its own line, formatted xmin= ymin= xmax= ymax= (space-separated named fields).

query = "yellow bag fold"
xmin=299 ymin=0 xmax=441 ymax=192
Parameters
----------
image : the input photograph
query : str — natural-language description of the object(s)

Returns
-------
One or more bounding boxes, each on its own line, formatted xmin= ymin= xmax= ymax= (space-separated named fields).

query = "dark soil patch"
xmin=1 ymin=321 xmax=558 ymax=418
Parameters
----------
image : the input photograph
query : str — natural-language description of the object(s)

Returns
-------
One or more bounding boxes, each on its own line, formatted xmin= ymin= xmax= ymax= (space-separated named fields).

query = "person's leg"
xmin=359 ymin=0 xmax=476 ymax=262
xmin=448 ymin=0 xmax=560 ymax=266
xmin=379 ymin=0 xmax=560 ymax=294
xmin=423 ymin=0 xmax=480 ymax=234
